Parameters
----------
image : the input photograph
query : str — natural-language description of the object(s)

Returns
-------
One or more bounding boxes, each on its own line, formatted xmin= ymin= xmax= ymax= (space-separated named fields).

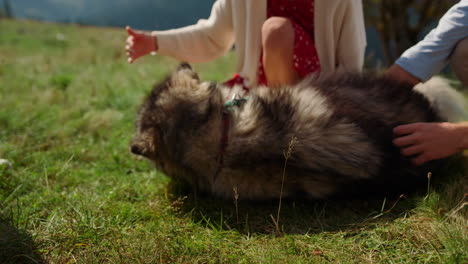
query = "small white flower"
xmin=0 ymin=159 xmax=12 ymax=171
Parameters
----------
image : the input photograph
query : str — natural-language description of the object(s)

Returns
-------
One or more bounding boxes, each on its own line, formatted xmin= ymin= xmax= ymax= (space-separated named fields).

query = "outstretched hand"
xmin=393 ymin=122 xmax=467 ymax=166
xmin=125 ymin=26 xmax=158 ymax=63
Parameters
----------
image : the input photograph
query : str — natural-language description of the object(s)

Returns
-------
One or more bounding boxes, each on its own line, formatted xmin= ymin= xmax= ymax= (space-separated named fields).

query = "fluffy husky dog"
xmin=131 ymin=64 xmax=465 ymax=200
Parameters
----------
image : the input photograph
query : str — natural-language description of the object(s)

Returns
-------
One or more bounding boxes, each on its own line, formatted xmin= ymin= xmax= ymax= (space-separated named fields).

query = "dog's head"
xmin=130 ymin=64 xmax=219 ymax=175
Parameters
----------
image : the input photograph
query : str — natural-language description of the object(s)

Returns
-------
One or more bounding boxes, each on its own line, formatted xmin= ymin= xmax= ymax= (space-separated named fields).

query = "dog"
xmin=131 ymin=63 xmax=466 ymax=200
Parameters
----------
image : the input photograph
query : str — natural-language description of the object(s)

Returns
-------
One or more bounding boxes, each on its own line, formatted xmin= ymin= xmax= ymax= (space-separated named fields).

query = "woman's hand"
xmin=125 ymin=26 xmax=158 ymax=63
xmin=393 ymin=122 xmax=468 ymax=165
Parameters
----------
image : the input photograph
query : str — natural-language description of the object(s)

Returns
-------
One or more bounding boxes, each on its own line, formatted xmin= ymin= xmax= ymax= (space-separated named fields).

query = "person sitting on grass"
xmin=386 ymin=0 xmax=468 ymax=165
xmin=124 ymin=0 xmax=366 ymax=88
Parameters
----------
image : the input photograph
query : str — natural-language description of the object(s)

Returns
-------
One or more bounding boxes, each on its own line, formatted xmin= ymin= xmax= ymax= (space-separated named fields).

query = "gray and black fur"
xmin=131 ymin=64 xmax=463 ymax=200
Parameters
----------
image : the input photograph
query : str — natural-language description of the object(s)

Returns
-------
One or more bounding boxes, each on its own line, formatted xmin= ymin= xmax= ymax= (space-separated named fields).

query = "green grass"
xmin=0 ymin=18 xmax=467 ymax=263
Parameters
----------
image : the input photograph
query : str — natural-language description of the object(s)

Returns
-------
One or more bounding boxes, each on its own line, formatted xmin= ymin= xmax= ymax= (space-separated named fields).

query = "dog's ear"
xmin=177 ymin=62 xmax=192 ymax=71
xmin=175 ymin=63 xmax=200 ymax=81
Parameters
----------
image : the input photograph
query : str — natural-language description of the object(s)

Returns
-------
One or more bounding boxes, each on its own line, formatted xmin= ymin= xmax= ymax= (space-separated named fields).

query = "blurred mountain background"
xmin=2 ymin=0 xmax=214 ymax=30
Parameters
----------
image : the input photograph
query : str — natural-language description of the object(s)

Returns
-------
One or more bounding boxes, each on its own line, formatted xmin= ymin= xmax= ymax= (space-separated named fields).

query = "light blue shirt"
xmin=396 ymin=0 xmax=468 ymax=82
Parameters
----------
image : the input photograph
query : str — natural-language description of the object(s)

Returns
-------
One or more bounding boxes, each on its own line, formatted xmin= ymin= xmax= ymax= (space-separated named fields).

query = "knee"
xmin=261 ymin=17 xmax=294 ymax=52
xmin=450 ymin=37 xmax=468 ymax=86
xmin=452 ymin=37 xmax=468 ymax=59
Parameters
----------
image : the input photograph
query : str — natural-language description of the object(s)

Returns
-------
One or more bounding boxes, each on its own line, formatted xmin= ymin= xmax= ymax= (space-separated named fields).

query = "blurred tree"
xmin=364 ymin=0 xmax=458 ymax=66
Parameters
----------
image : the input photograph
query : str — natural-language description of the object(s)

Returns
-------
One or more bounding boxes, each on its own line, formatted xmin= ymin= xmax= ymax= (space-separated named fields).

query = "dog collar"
xmin=213 ymin=94 xmax=249 ymax=181
xmin=224 ymin=93 xmax=249 ymax=113
xmin=213 ymin=111 xmax=230 ymax=181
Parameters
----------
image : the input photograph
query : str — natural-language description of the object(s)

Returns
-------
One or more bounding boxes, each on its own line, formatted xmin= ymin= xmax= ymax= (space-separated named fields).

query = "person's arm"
xmin=393 ymin=122 xmax=468 ymax=165
xmin=385 ymin=64 xmax=421 ymax=86
xmin=125 ymin=0 xmax=235 ymax=64
xmin=394 ymin=1 xmax=468 ymax=82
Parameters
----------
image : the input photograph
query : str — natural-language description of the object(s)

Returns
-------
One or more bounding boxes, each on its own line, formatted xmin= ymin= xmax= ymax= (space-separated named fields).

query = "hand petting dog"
xmin=393 ymin=122 xmax=468 ymax=166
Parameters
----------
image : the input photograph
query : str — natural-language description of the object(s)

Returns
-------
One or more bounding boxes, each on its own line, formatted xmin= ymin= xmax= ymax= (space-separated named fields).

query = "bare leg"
xmin=261 ymin=17 xmax=299 ymax=87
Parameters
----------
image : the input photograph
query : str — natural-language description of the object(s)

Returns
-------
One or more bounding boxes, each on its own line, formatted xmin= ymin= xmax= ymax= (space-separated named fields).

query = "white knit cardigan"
xmin=153 ymin=0 xmax=367 ymax=86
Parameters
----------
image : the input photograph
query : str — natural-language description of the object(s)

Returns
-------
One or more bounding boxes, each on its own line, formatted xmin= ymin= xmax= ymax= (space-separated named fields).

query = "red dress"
xmin=258 ymin=0 xmax=320 ymax=85
xmin=225 ymin=0 xmax=320 ymax=88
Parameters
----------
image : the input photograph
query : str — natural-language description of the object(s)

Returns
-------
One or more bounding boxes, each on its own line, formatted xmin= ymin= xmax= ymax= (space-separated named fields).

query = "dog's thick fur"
xmin=131 ymin=64 xmax=465 ymax=200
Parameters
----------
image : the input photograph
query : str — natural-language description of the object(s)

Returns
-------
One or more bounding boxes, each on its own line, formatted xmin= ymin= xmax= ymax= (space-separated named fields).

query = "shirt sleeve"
xmin=396 ymin=1 xmax=468 ymax=82
xmin=152 ymin=0 xmax=235 ymax=63
xmin=336 ymin=0 xmax=367 ymax=72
